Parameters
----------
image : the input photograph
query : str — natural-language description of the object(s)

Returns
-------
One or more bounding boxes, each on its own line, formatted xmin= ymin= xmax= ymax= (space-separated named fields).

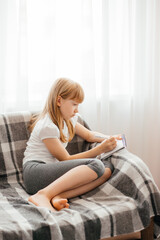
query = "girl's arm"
xmin=43 ymin=137 xmax=116 ymax=161
xmin=75 ymin=122 xmax=121 ymax=142
xmin=75 ymin=122 xmax=108 ymax=143
xmin=43 ymin=122 xmax=118 ymax=161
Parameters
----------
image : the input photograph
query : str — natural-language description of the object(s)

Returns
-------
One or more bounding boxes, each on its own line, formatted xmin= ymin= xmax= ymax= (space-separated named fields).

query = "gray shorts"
xmin=23 ymin=158 xmax=114 ymax=194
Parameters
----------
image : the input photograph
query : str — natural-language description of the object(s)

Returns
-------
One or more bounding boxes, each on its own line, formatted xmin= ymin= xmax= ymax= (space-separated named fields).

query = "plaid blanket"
xmin=0 ymin=111 xmax=160 ymax=240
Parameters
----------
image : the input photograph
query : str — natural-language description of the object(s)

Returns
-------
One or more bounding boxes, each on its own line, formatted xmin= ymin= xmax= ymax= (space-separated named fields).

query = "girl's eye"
xmin=73 ymin=103 xmax=78 ymax=106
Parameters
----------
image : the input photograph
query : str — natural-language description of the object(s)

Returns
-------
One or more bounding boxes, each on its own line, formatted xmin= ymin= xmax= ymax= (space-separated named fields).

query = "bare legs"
xmin=28 ymin=165 xmax=112 ymax=211
xmin=51 ymin=167 xmax=111 ymax=210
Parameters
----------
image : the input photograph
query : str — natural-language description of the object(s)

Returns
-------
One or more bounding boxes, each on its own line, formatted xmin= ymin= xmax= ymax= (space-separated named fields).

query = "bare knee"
xmin=100 ymin=168 xmax=112 ymax=183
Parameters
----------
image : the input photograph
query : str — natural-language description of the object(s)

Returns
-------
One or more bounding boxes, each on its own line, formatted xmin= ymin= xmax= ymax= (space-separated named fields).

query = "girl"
xmin=23 ymin=78 xmax=119 ymax=212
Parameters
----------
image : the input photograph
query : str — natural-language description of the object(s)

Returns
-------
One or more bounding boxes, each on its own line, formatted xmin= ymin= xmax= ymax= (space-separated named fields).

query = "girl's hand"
xmin=99 ymin=137 xmax=117 ymax=154
xmin=112 ymin=134 xmax=122 ymax=140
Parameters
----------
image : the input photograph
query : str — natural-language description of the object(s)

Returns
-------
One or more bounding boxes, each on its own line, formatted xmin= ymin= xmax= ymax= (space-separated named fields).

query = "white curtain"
xmin=0 ymin=0 xmax=160 ymax=189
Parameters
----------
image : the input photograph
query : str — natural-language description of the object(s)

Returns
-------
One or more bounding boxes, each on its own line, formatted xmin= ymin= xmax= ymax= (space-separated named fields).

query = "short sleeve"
xmin=39 ymin=124 xmax=60 ymax=140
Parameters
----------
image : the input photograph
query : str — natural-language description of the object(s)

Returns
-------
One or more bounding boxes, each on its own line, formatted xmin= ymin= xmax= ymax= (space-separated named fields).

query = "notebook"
xmin=97 ymin=134 xmax=127 ymax=160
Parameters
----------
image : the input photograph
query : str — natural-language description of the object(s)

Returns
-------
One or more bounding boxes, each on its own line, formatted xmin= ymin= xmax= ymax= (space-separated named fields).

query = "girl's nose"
xmin=75 ymin=107 xmax=78 ymax=113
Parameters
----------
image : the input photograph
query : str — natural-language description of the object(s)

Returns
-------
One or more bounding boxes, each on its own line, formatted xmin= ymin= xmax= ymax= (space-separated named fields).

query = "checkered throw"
xmin=0 ymin=111 xmax=160 ymax=240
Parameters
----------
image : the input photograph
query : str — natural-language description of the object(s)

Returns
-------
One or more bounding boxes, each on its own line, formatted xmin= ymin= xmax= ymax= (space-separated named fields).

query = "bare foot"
xmin=28 ymin=192 xmax=56 ymax=212
xmin=51 ymin=197 xmax=70 ymax=211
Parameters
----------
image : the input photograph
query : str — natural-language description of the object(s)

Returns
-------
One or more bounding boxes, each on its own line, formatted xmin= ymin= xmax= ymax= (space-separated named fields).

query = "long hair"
xmin=29 ymin=78 xmax=84 ymax=142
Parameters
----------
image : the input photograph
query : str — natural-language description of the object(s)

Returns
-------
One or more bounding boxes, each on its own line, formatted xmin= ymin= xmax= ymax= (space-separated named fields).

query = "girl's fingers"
xmin=113 ymin=134 xmax=122 ymax=140
xmin=116 ymin=135 xmax=122 ymax=140
xmin=101 ymin=137 xmax=117 ymax=152
xmin=107 ymin=137 xmax=117 ymax=150
xmin=108 ymin=136 xmax=117 ymax=143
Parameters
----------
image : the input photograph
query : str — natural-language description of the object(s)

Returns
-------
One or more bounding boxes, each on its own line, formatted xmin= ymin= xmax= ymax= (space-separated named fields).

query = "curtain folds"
xmin=0 ymin=0 xmax=159 ymax=188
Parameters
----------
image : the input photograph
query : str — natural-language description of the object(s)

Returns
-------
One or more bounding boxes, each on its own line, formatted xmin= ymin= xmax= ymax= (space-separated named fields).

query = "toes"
xmin=61 ymin=199 xmax=68 ymax=204
xmin=52 ymin=198 xmax=69 ymax=211
xmin=65 ymin=203 xmax=70 ymax=208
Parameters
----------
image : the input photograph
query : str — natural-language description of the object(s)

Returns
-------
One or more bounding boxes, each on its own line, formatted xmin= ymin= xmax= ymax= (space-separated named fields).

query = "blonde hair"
xmin=29 ymin=78 xmax=84 ymax=142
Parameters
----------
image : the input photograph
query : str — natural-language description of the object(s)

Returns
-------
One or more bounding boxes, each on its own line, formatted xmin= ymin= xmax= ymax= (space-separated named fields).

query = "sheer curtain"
xmin=0 ymin=0 xmax=160 ymax=188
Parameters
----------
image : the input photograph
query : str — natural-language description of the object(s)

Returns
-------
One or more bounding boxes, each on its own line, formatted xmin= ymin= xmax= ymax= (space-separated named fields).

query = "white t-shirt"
xmin=23 ymin=113 xmax=78 ymax=165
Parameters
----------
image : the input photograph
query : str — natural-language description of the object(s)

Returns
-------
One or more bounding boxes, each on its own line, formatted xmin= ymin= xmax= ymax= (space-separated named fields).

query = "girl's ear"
xmin=57 ymin=96 xmax=61 ymax=107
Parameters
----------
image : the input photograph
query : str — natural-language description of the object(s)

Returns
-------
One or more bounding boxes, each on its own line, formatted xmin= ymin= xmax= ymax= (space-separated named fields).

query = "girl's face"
xmin=57 ymin=97 xmax=79 ymax=120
